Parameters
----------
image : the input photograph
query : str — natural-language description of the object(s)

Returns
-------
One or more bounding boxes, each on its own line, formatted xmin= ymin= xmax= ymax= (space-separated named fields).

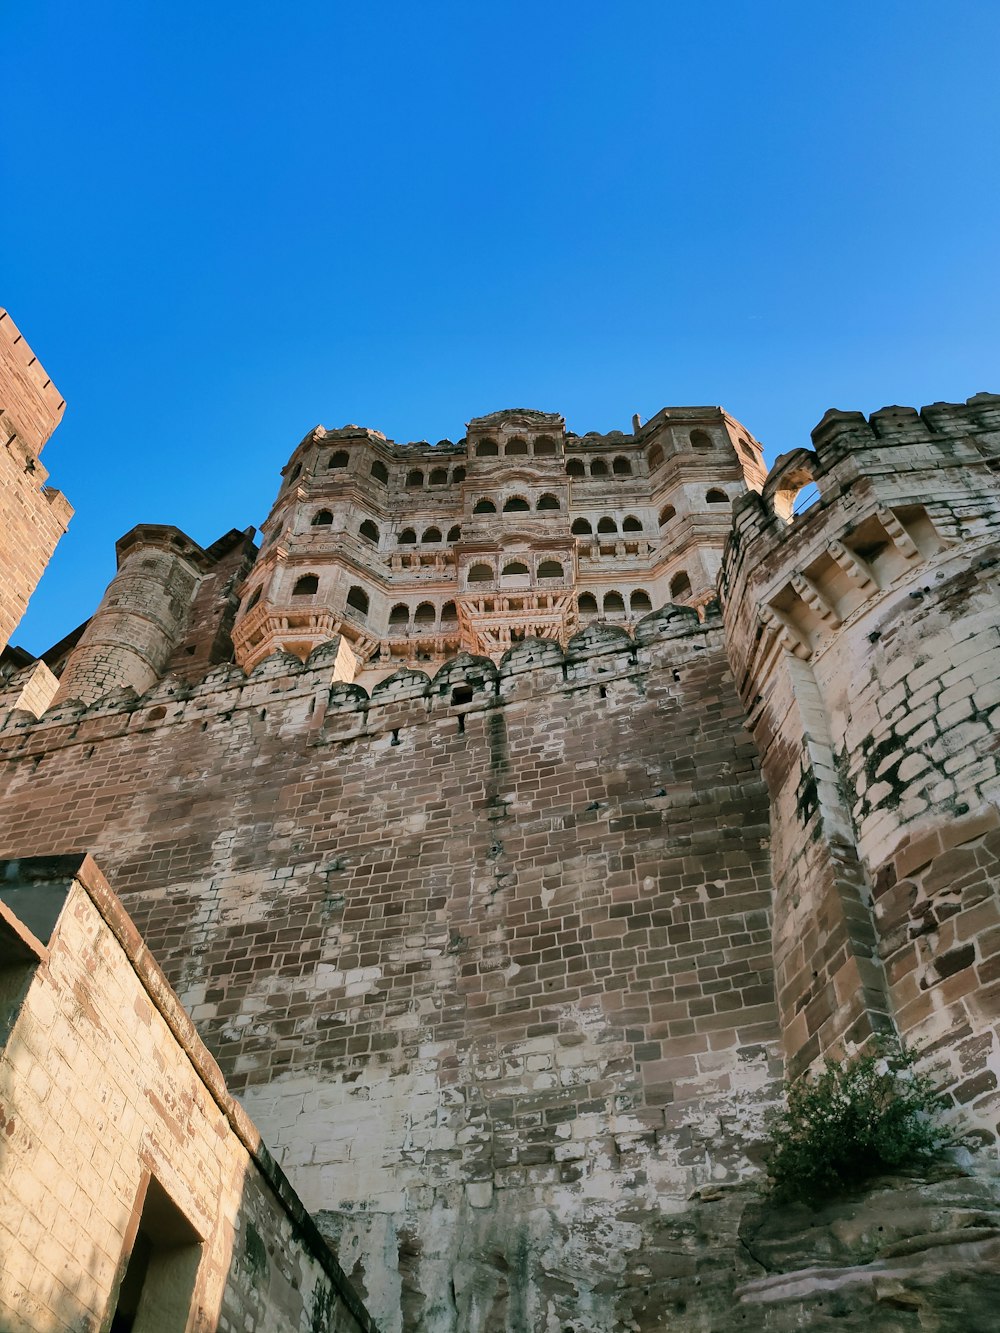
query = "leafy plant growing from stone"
xmin=767 ymin=1037 xmax=962 ymax=1203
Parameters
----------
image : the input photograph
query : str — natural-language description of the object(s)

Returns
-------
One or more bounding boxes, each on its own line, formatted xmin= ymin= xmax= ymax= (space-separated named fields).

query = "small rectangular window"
xmin=109 ymin=1175 xmax=203 ymax=1333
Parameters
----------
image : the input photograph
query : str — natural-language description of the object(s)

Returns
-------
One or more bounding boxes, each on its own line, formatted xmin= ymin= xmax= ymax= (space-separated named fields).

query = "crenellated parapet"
xmin=721 ymin=394 xmax=1000 ymax=1134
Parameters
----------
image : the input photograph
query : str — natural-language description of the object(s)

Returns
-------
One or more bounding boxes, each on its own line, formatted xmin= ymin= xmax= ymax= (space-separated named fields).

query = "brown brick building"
xmin=2 ymin=317 xmax=999 ymax=1331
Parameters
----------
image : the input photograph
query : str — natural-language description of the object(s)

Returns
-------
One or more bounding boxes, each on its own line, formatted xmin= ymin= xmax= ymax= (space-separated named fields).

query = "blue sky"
xmin=5 ymin=1 xmax=1000 ymax=652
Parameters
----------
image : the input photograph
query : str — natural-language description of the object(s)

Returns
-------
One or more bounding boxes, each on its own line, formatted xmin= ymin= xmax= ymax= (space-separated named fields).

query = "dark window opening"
xmin=346 ymin=586 xmax=370 ymax=615
xmin=108 ymin=1177 xmax=202 ymax=1333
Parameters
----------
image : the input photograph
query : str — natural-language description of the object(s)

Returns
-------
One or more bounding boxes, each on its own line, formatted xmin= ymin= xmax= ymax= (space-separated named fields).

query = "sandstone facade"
xmin=0 ymin=310 xmax=72 ymax=658
xmin=1 ymin=380 xmax=999 ymax=1331
xmin=0 ymin=854 xmax=374 ymax=1333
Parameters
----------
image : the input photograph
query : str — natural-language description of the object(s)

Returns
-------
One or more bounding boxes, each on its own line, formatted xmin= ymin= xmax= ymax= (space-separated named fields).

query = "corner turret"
xmin=721 ymin=392 xmax=1000 ymax=1139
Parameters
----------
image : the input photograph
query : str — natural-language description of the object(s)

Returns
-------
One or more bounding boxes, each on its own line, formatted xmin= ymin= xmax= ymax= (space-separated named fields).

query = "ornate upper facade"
xmin=230 ymin=405 xmax=766 ymax=686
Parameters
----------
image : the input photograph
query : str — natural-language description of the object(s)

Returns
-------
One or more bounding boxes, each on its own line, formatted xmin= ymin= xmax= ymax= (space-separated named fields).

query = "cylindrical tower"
xmin=54 ymin=525 xmax=206 ymax=704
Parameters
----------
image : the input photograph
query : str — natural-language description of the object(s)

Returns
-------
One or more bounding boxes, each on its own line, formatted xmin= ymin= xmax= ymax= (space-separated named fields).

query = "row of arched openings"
xmin=283 ymin=573 xmax=687 ymax=612
xmin=467 ymin=560 xmax=565 ymax=583
xmin=399 ymin=525 xmax=461 ymax=544
xmin=472 ymin=494 xmax=560 ymax=514
xmin=315 ymin=428 xmax=753 ymax=488
xmin=389 ymin=601 xmax=458 ymax=628
xmin=405 ymin=466 xmax=466 ymax=487
xmin=571 ymin=515 xmax=643 ymax=535
xmin=565 ymin=456 xmax=633 ymax=478
xmin=578 ymin=590 xmax=653 ymax=614
xmin=473 ymin=435 xmax=558 ymax=457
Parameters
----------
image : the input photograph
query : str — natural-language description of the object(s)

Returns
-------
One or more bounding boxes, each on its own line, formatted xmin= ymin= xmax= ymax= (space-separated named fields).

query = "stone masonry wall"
xmin=0 ymin=611 xmax=781 ymax=1332
xmin=0 ymin=309 xmax=72 ymax=654
xmin=721 ymin=394 xmax=1000 ymax=1140
xmin=0 ymin=854 xmax=373 ymax=1333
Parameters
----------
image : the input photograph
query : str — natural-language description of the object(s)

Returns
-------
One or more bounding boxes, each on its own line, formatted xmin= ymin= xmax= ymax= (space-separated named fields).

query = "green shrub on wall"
xmin=767 ymin=1037 xmax=963 ymax=1203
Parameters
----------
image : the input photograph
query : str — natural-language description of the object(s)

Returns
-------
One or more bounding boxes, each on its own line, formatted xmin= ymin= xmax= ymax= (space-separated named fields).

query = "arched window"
xmin=429 ymin=467 xmax=448 ymax=485
xmin=670 ymin=571 xmax=692 ymax=598
xmin=689 ymin=429 xmax=712 ymax=451
xmin=422 ymin=526 xmax=442 ymax=543
xmin=536 ymin=493 xmax=560 ymax=510
xmin=473 ymin=498 xmax=496 ymax=514
xmin=590 ymin=459 xmax=609 ymax=478
xmin=630 ymin=590 xmax=652 ymax=612
xmin=370 ymin=460 xmax=389 ymax=483
xmin=406 ymin=469 xmax=424 ymax=488
xmin=647 ymin=445 xmax=663 ymax=472
xmin=502 ymin=561 xmax=529 ymax=576
xmin=534 ymin=435 xmax=557 ymax=456
xmin=328 ymin=450 xmax=349 ymax=469
xmin=452 ymin=466 xmax=466 ymax=483
xmin=399 ymin=528 xmax=417 ymax=544
xmin=603 ymin=591 xmax=625 ymax=613
xmin=566 ymin=459 xmax=586 ymax=477
xmin=475 ymin=439 xmax=498 ymax=456
xmin=597 ymin=516 xmax=617 ymax=534
xmin=312 ymin=510 xmax=334 ymax=526
xmin=244 ymin=587 xmax=262 ymax=613
xmin=346 ymin=585 xmax=369 ymax=615
xmin=659 ymin=505 xmax=676 ymax=527
xmin=622 ymin=515 xmax=642 ymax=532
xmin=571 ymin=517 xmax=593 ymax=535
xmin=447 ymin=525 xmax=461 ymax=541
xmin=503 ymin=496 xmax=530 ymax=512
xmin=537 ymin=560 xmax=563 ymax=579
xmin=706 ymin=488 xmax=728 ymax=504
xmin=389 ymin=604 xmax=409 ymax=627
xmin=468 ymin=563 xmax=493 ymax=583
xmin=612 ymin=457 xmax=632 ymax=476
xmin=292 ymin=574 xmax=319 ymax=596
xmin=359 ymin=519 xmax=379 ymax=543
xmin=414 ymin=601 xmax=435 ymax=624
xmin=505 ymin=437 xmax=528 ymax=456
xmin=441 ymin=600 xmax=458 ymax=622
xmin=579 ymin=593 xmax=599 ymax=613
